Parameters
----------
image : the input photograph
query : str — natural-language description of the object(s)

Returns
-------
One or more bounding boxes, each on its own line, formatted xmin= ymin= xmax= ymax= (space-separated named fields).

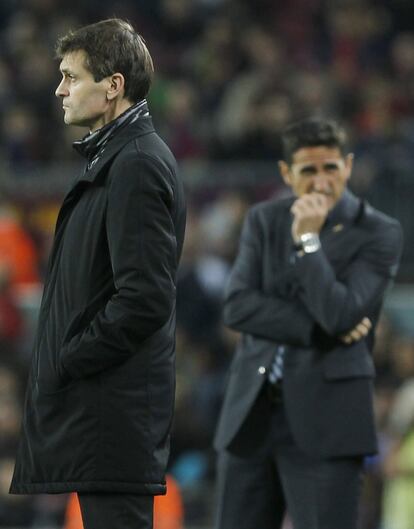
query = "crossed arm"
xmin=223 ymin=205 xmax=401 ymax=346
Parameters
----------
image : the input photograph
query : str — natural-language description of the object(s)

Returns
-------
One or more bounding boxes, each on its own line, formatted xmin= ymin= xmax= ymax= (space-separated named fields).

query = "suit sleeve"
xmin=59 ymin=154 xmax=177 ymax=380
xmin=294 ymin=220 xmax=402 ymax=336
xmin=223 ymin=207 xmax=315 ymax=345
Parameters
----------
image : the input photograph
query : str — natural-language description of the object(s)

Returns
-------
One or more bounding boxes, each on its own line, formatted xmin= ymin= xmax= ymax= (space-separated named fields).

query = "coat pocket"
xmin=61 ymin=308 xmax=87 ymax=345
xmin=37 ymin=309 xmax=86 ymax=395
xmin=323 ymin=341 xmax=375 ymax=380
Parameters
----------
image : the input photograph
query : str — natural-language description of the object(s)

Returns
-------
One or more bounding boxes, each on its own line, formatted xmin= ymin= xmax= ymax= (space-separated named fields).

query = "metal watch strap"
xmin=299 ymin=232 xmax=321 ymax=254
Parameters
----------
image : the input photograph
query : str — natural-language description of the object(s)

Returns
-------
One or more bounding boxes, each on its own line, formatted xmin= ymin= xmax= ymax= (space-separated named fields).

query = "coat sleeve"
xmin=59 ymin=154 xmax=178 ymax=380
xmin=223 ymin=207 xmax=315 ymax=345
xmin=294 ymin=220 xmax=403 ymax=336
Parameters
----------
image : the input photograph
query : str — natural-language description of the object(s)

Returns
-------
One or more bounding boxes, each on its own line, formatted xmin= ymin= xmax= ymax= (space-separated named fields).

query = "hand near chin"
xmin=290 ymin=193 xmax=330 ymax=243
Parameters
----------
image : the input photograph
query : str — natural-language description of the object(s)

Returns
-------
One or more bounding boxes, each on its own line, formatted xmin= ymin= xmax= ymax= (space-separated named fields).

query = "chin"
xmin=64 ymin=114 xmax=88 ymax=128
xmin=63 ymin=113 xmax=73 ymax=125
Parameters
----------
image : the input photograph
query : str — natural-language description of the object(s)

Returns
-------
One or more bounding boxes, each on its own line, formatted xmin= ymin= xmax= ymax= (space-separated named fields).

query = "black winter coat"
xmin=10 ymin=114 xmax=186 ymax=495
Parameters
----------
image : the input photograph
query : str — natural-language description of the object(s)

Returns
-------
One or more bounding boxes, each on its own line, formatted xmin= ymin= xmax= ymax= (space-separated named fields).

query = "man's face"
xmin=55 ymin=50 xmax=110 ymax=131
xmin=279 ymin=146 xmax=353 ymax=210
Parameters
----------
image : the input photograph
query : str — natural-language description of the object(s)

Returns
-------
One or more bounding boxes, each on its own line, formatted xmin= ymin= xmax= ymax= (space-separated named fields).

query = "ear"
xmin=106 ymin=73 xmax=126 ymax=101
xmin=278 ymin=160 xmax=292 ymax=186
xmin=344 ymin=153 xmax=354 ymax=181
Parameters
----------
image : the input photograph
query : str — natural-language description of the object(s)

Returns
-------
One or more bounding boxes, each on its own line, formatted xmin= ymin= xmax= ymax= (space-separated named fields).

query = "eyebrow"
xmin=299 ymin=165 xmax=317 ymax=174
xmin=60 ymin=67 xmax=74 ymax=75
xmin=298 ymin=161 xmax=341 ymax=171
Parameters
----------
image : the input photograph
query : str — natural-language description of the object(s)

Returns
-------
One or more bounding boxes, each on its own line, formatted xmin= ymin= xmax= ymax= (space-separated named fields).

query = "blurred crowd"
xmin=1 ymin=0 xmax=414 ymax=528
xmin=0 ymin=0 xmax=414 ymax=168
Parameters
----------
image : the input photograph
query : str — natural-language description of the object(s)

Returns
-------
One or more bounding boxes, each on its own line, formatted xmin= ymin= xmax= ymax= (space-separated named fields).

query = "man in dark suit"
xmin=214 ymin=118 xmax=402 ymax=529
xmin=10 ymin=19 xmax=186 ymax=529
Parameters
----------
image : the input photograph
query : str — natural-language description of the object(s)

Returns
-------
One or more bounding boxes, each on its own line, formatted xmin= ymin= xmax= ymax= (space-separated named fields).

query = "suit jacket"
xmin=214 ymin=190 xmax=402 ymax=458
xmin=10 ymin=112 xmax=186 ymax=494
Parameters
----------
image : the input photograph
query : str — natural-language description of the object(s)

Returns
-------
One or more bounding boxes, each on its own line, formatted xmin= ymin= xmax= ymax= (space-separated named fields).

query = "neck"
xmin=89 ymin=98 xmax=134 ymax=132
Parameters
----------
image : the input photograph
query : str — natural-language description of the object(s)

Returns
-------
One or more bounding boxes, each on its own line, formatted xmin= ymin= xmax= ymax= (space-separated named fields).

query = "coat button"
xmin=258 ymin=366 xmax=266 ymax=375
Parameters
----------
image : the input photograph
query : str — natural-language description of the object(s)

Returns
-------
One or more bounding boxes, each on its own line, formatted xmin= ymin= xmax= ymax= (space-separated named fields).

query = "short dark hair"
xmin=281 ymin=118 xmax=348 ymax=164
xmin=55 ymin=18 xmax=154 ymax=102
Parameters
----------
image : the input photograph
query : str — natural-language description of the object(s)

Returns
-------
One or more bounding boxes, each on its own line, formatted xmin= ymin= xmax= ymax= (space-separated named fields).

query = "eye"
xmin=300 ymin=167 xmax=317 ymax=176
xmin=63 ymin=73 xmax=75 ymax=81
xmin=324 ymin=163 xmax=339 ymax=172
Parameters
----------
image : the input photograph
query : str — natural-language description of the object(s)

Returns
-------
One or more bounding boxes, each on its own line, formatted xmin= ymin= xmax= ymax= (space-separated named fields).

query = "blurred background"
xmin=0 ymin=0 xmax=414 ymax=527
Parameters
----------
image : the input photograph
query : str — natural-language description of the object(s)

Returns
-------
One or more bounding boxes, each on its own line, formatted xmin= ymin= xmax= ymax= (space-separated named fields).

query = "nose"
xmin=312 ymin=173 xmax=330 ymax=193
xmin=55 ymin=79 xmax=68 ymax=98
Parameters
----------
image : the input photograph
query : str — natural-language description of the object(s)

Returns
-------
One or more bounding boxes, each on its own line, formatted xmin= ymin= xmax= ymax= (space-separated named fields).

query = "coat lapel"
xmin=71 ymin=116 xmax=155 ymax=187
xmin=49 ymin=116 xmax=156 ymax=268
xmin=320 ymin=189 xmax=362 ymax=258
xmin=57 ymin=117 xmax=155 ymax=223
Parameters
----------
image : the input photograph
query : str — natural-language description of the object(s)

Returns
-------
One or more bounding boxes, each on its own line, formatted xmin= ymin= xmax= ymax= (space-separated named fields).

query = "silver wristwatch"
xmin=299 ymin=232 xmax=321 ymax=254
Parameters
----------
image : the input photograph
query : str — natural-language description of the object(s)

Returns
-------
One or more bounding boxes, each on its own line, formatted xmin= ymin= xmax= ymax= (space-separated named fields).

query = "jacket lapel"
xmin=320 ymin=189 xmax=362 ymax=257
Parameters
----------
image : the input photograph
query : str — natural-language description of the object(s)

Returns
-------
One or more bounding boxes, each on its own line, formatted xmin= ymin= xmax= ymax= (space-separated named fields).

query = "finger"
xmin=349 ymin=329 xmax=363 ymax=341
xmin=361 ymin=317 xmax=372 ymax=329
xmin=341 ymin=318 xmax=372 ymax=344
xmin=291 ymin=201 xmax=310 ymax=219
xmin=309 ymin=192 xmax=325 ymax=208
xmin=304 ymin=192 xmax=326 ymax=210
xmin=354 ymin=320 xmax=372 ymax=336
xmin=291 ymin=200 xmax=305 ymax=215
xmin=297 ymin=197 xmax=321 ymax=216
xmin=354 ymin=323 xmax=369 ymax=337
xmin=303 ymin=195 xmax=321 ymax=210
xmin=292 ymin=196 xmax=311 ymax=208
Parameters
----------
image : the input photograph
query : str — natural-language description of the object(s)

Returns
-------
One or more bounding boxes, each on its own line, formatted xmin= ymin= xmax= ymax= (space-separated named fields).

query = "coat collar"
xmin=54 ymin=103 xmax=155 ymax=242
xmin=72 ymin=100 xmax=155 ymax=186
xmin=323 ymin=188 xmax=362 ymax=232
xmin=72 ymin=123 xmax=155 ymax=190
xmin=78 ymin=117 xmax=155 ymax=184
xmin=73 ymin=100 xmax=149 ymax=162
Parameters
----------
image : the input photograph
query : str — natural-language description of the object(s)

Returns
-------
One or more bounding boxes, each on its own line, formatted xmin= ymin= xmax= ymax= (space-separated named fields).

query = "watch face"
xmin=301 ymin=233 xmax=321 ymax=253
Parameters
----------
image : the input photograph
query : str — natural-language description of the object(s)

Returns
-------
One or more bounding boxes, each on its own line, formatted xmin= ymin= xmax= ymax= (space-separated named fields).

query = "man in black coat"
xmin=214 ymin=118 xmax=402 ymax=529
xmin=9 ymin=19 xmax=186 ymax=529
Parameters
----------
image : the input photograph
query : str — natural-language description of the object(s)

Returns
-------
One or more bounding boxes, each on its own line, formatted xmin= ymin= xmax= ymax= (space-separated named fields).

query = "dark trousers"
xmin=78 ymin=492 xmax=154 ymax=529
xmin=215 ymin=387 xmax=364 ymax=529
